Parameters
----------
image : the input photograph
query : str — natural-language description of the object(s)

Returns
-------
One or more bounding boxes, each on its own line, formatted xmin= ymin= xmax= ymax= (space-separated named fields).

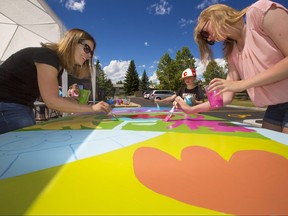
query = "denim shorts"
xmin=0 ymin=102 xmax=35 ymax=134
xmin=263 ymin=102 xmax=288 ymax=128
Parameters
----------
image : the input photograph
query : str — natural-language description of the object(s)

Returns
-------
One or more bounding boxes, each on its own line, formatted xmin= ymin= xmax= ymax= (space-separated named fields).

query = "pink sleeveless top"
xmin=228 ymin=0 xmax=288 ymax=107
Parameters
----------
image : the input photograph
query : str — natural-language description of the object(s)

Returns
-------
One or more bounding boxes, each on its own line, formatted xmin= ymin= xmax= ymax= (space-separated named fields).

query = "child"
xmin=155 ymin=68 xmax=205 ymax=106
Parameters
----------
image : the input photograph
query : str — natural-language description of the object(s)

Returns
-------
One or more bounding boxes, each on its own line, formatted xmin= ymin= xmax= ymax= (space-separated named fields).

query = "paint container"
xmin=78 ymin=89 xmax=91 ymax=104
xmin=205 ymin=87 xmax=223 ymax=108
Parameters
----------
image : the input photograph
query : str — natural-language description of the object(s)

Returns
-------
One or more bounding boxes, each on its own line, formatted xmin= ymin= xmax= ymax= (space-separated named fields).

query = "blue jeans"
xmin=0 ymin=102 xmax=35 ymax=134
xmin=263 ymin=102 xmax=288 ymax=128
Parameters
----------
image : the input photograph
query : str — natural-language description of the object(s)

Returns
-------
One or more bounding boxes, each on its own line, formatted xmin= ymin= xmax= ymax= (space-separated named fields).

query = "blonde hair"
xmin=194 ymin=4 xmax=248 ymax=64
xmin=42 ymin=28 xmax=96 ymax=79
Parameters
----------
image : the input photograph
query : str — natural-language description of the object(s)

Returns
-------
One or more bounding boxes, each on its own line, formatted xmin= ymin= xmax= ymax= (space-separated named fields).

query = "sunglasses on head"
xmin=78 ymin=41 xmax=94 ymax=56
xmin=200 ymin=21 xmax=215 ymax=45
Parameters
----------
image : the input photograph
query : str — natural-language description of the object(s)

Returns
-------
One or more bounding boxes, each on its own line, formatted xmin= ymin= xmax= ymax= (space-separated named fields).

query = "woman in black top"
xmin=0 ymin=28 xmax=111 ymax=134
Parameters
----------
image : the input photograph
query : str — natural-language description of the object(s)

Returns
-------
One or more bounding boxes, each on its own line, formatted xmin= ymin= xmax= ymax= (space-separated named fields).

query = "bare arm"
xmin=36 ymin=63 xmax=111 ymax=114
xmin=175 ymin=66 xmax=237 ymax=114
xmin=155 ymin=94 xmax=177 ymax=103
xmin=210 ymin=7 xmax=288 ymax=93
xmin=194 ymin=96 xmax=204 ymax=105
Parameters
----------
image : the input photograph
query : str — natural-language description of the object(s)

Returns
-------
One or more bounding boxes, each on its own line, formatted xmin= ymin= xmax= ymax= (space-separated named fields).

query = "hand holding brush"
xmin=163 ymin=105 xmax=176 ymax=122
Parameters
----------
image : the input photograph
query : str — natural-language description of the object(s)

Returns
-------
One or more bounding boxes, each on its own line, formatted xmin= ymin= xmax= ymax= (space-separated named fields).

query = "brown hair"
xmin=42 ymin=28 xmax=96 ymax=78
xmin=194 ymin=4 xmax=248 ymax=64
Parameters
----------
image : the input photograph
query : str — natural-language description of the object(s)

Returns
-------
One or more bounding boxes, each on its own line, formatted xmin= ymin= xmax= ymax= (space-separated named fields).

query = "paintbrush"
xmin=108 ymin=111 xmax=119 ymax=121
xmin=156 ymin=102 xmax=160 ymax=110
xmin=112 ymin=113 xmax=119 ymax=120
xmin=163 ymin=106 xmax=176 ymax=122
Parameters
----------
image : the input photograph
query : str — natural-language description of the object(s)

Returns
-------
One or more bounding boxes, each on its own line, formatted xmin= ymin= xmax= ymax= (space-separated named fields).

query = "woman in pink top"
xmin=175 ymin=0 xmax=288 ymax=133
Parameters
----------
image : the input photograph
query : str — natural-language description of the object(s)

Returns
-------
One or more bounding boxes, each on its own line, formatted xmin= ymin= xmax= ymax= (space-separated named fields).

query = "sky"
xmin=46 ymin=0 xmax=288 ymax=84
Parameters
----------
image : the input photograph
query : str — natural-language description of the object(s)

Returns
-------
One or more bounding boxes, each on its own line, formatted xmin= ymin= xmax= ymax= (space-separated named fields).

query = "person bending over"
xmin=175 ymin=0 xmax=288 ymax=133
xmin=0 ymin=28 xmax=111 ymax=134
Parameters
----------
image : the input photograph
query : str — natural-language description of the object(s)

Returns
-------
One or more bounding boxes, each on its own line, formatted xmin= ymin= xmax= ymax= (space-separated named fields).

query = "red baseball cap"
xmin=180 ymin=68 xmax=196 ymax=80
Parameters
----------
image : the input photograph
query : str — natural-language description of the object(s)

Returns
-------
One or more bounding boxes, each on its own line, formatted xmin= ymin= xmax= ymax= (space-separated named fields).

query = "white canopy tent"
xmin=0 ymin=0 xmax=66 ymax=61
xmin=0 ymin=0 xmax=96 ymax=102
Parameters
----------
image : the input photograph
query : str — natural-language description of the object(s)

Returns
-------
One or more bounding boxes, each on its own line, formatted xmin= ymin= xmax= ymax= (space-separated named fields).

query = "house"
xmin=113 ymin=84 xmax=125 ymax=96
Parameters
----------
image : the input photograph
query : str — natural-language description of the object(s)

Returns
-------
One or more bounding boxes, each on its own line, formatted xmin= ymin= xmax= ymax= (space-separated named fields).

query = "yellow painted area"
xmin=1 ymin=132 xmax=287 ymax=215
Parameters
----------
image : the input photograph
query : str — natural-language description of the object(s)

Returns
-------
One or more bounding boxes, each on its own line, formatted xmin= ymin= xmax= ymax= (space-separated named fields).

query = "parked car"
xmin=149 ymin=90 xmax=175 ymax=101
xmin=143 ymin=91 xmax=151 ymax=99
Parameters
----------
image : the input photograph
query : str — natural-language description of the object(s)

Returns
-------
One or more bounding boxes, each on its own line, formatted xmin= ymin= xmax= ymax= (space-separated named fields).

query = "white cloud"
xmin=144 ymin=42 xmax=150 ymax=47
xmin=103 ymin=60 xmax=130 ymax=84
xmin=196 ymin=0 xmax=226 ymax=10
xmin=194 ymin=58 xmax=206 ymax=80
xmin=147 ymin=0 xmax=172 ymax=15
xmin=139 ymin=64 xmax=146 ymax=68
xmin=149 ymin=65 xmax=155 ymax=70
xmin=149 ymin=73 xmax=160 ymax=84
xmin=167 ymin=48 xmax=173 ymax=54
xmin=178 ymin=18 xmax=194 ymax=28
xmin=214 ymin=58 xmax=227 ymax=69
xmin=64 ymin=0 xmax=85 ymax=12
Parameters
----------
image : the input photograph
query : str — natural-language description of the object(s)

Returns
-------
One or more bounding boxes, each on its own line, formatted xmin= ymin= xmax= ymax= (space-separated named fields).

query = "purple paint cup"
xmin=205 ymin=87 xmax=223 ymax=108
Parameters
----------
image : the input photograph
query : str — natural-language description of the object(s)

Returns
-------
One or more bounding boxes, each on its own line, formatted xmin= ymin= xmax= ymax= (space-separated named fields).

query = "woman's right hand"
xmin=91 ymin=101 xmax=111 ymax=114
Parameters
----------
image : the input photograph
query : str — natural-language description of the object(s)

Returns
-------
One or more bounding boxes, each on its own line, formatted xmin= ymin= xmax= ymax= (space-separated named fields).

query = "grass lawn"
xmin=230 ymin=99 xmax=256 ymax=107
xmin=203 ymin=98 xmax=257 ymax=108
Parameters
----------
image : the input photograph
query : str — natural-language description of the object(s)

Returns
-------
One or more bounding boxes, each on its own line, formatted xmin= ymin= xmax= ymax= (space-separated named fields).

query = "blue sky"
xmin=46 ymin=0 xmax=288 ymax=83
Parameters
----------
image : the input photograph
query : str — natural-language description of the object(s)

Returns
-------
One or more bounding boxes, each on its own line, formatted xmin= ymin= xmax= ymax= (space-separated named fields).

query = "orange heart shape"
xmin=133 ymin=146 xmax=288 ymax=215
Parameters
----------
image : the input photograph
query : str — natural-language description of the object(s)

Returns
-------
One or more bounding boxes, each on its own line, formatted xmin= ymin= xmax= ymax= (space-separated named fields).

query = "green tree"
xmin=95 ymin=60 xmax=115 ymax=100
xmin=95 ymin=60 xmax=105 ymax=100
xmin=139 ymin=70 xmax=149 ymax=91
xmin=156 ymin=47 xmax=197 ymax=91
xmin=174 ymin=47 xmax=197 ymax=89
xmin=105 ymin=78 xmax=115 ymax=97
xmin=123 ymin=60 xmax=139 ymax=95
xmin=175 ymin=47 xmax=196 ymax=72
xmin=203 ymin=60 xmax=226 ymax=86
xmin=156 ymin=53 xmax=175 ymax=90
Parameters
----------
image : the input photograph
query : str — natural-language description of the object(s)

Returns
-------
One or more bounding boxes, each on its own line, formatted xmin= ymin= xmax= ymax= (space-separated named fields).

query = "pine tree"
xmin=123 ymin=60 xmax=139 ymax=95
xmin=105 ymin=79 xmax=115 ymax=97
xmin=95 ymin=60 xmax=115 ymax=100
xmin=139 ymin=70 xmax=149 ymax=91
